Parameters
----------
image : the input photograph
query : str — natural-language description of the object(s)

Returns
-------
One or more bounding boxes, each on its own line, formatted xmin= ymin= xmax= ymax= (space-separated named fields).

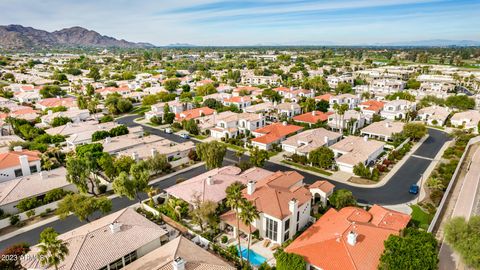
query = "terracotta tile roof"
xmin=315 ymin=93 xmax=333 ymax=101
xmin=223 ymin=96 xmax=251 ymax=103
xmin=360 ymin=100 xmax=385 ymax=113
xmin=309 ymin=180 xmax=335 ymax=193
xmin=243 ymin=171 xmax=311 ymax=219
xmin=251 ymin=123 xmax=303 ymax=145
xmin=293 ymin=111 xmax=333 ymax=124
xmin=285 ymin=205 xmax=410 ymax=270
xmin=95 ymin=86 xmax=130 ymax=93
xmin=176 ymin=107 xmax=215 ymax=121
xmin=0 ymin=150 xmax=40 ymax=169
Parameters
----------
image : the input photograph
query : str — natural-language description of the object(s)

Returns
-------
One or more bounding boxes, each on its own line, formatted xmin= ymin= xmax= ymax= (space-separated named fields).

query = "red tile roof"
xmin=38 ymin=97 xmax=76 ymax=108
xmin=223 ymin=96 xmax=252 ymax=103
xmin=360 ymin=100 xmax=385 ymax=113
xmin=251 ymin=123 xmax=303 ymax=145
xmin=0 ymin=150 xmax=41 ymax=169
xmin=175 ymin=107 xmax=215 ymax=121
xmin=285 ymin=205 xmax=410 ymax=270
xmin=293 ymin=111 xmax=333 ymax=124
xmin=315 ymin=93 xmax=334 ymax=101
xmin=309 ymin=180 xmax=335 ymax=193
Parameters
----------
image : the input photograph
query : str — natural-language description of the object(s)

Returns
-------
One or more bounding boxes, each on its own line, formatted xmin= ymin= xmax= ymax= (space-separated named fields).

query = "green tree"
xmin=379 ymin=228 xmax=439 ymax=270
xmin=226 ymin=182 xmax=247 ymax=268
xmin=196 ymin=141 xmax=227 ymax=170
xmin=238 ymin=200 xmax=260 ymax=265
xmin=309 ymin=146 xmax=334 ymax=169
xmin=316 ymin=99 xmax=330 ymax=112
xmin=163 ymin=79 xmax=181 ymax=92
xmin=329 ymin=189 xmax=357 ymax=209
xmin=335 ymin=82 xmax=353 ymax=94
xmin=274 ymin=249 xmax=306 ymax=270
xmin=249 ymin=146 xmax=270 ymax=167
xmin=444 ymin=216 xmax=480 ymax=269
xmin=146 ymin=153 xmax=171 ymax=175
xmin=37 ymin=228 xmax=69 ymax=270
xmin=87 ymin=67 xmax=101 ymax=82
xmin=406 ymin=78 xmax=421 ymax=89
xmin=39 ymin=85 xmax=66 ymax=98
xmin=300 ymin=98 xmax=316 ymax=112
xmin=112 ymin=162 xmax=150 ymax=204
xmin=51 ymin=116 xmax=72 ymax=127
xmin=385 ymin=92 xmax=416 ymax=102
xmin=403 ymin=123 xmax=427 ymax=141
xmin=190 ymin=195 xmax=218 ymax=232
xmin=302 ymin=76 xmax=330 ymax=94
xmin=56 ymin=194 xmax=112 ymax=222
xmin=196 ymin=83 xmax=217 ymax=96
xmin=445 ymin=95 xmax=475 ymax=110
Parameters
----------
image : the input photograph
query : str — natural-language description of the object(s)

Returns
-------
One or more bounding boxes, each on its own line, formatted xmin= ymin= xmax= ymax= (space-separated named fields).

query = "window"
xmin=284 ymin=231 xmax=290 ymax=242
xmin=266 ymin=217 xmax=278 ymax=242
xmin=29 ymin=165 xmax=38 ymax=174
xmin=124 ymin=251 xmax=137 ymax=266
xmin=14 ymin=169 xmax=23 ymax=177
xmin=284 ymin=219 xmax=290 ymax=231
xmin=108 ymin=258 xmax=123 ymax=270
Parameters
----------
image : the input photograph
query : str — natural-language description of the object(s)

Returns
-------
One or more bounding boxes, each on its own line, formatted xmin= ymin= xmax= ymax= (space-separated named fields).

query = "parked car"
xmin=409 ymin=184 xmax=419 ymax=195
xmin=165 ymin=128 xmax=173 ymax=134
xmin=180 ymin=133 xmax=190 ymax=139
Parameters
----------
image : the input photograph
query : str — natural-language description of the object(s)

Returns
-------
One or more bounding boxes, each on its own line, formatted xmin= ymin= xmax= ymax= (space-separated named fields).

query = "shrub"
xmin=16 ymin=197 xmax=40 ymax=212
xmin=150 ymin=116 xmax=162 ymax=125
xmin=99 ymin=115 xmax=114 ymax=123
xmin=44 ymin=188 xmax=67 ymax=204
xmin=97 ymin=184 xmax=107 ymax=194
xmin=429 ymin=189 xmax=444 ymax=206
xmin=109 ymin=125 xmax=129 ymax=137
xmin=9 ymin=215 xmax=20 ymax=225
xmin=92 ymin=130 xmax=110 ymax=142
xmin=221 ymin=235 xmax=228 ymax=244
xmin=171 ymin=122 xmax=182 ymax=130
xmin=26 ymin=209 xmax=35 ymax=219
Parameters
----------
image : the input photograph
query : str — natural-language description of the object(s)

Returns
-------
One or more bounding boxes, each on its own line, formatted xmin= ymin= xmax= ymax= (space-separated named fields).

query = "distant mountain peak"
xmin=0 ymin=24 xmax=154 ymax=50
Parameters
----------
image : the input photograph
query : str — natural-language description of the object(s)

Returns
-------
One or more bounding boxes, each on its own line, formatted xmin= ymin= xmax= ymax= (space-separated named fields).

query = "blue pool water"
xmin=237 ymin=246 xmax=267 ymax=266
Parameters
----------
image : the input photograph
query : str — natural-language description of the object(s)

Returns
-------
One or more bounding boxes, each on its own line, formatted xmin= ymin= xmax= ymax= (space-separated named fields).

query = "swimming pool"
xmin=237 ymin=246 xmax=267 ymax=266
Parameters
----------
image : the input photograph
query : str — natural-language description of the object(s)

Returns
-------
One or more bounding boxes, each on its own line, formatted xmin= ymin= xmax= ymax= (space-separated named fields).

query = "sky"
xmin=1 ymin=0 xmax=479 ymax=46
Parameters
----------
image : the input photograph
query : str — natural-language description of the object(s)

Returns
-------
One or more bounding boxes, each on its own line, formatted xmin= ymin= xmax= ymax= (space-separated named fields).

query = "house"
xmin=0 ymin=147 xmax=41 ymax=182
xmin=360 ymin=120 xmax=405 ymax=142
xmin=358 ymin=100 xmax=385 ymax=120
xmin=40 ymin=109 xmax=90 ymax=126
xmin=330 ymin=136 xmax=385 ymax=173
xmin=308 ymin=181 xmax=335 ymax=206
xmin=45 ymin=121 xmax=116 ymax=137
xmin=285 ymin=205 xmax=410 ymax=270
xmin=329 ymin=94 xmax=360 ymax=110
xmin=380 ymin=99 xmax=416 ymax=120
xmin=222 ymin=96 xmax=252 ymax=111
xmin=165 ymin=166 xmax=274 ymax=206
xmin=282 ymin=128 xmax=342 ymax=156
xmin=276 ymin=102 xmax=302 ymax=118
xmin=244 ymin=102 xmax=275 ymax=114
xmin=124 ymin=236 xmax=235 ymax=270
xmin=327 ymin=110 xmax=366 ymax=132
xmin=273 ymin=87 xmax=315 ymax=102
xmin=8 ymin=107 xmax=40 ymax=121
xmin=0 ymin=167 xmax=75 ymax=214
xmin=232 ymin=86 xmax=261 ymax=97
xmin=293 ymin=111 xmax=333 ymax=126
xmin=417 ymin=106 xmax=450 ymax=126
xmin=36 ymin=97 xmax=77 ymax=110
xmin=314 ymin=93 xmax=333 ymax=103
xmin=327 ymin=74 xmax=354 ymax=88
xmin=65 ymin=124 xmax=140 ymax=149
xmin=13 ymin=91 xmax=41 ymax=103
xmin=21 ymin=208 xmax=169 ymax=270
xmin=175 ymin=107 xmax=215 ymax=121
xmin=451 ymin=110 xmax=480 ymax=132
xmin=95 ymin=86 xmax=131 ymax=98
xmin=210 ymin=112 xmax=265 ymax=139
xmin=220 ymin=171 xmax=319 ymax=244
xmin=145 ymin=99 xmax=192 ymax=121
xmin=251 ymin=122 xmax=303 ymax=150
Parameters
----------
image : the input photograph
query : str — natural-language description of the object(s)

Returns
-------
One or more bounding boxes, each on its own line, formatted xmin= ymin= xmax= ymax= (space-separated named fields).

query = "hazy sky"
xmin=1 ymin=0 xmax=479 ymax=45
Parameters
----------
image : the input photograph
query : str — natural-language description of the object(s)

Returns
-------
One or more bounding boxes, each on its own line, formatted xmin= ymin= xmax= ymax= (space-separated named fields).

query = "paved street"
xmin=0 ymin=117 xmax=450 ymax=249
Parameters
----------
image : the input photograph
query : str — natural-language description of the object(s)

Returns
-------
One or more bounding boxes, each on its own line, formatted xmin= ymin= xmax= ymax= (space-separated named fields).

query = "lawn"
xmin=222 ymin=142 xmax=245 ymax=152
xmin=131 ymin=105 xmax=150 ymax=114
xmin=410 ymin=205 xmax=434 ymax=230
xmin=281 ymin=160 xmax=333 ymax=176
xmin=194 ymin=134 xmax=208 ymax=140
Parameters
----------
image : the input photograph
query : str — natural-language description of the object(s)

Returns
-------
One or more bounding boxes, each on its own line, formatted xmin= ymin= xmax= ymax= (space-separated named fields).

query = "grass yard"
xmin=131 ymin=105 xmax=151 ymax=114
xmin=281 ymin=160 xmax=333 ymax=176
xmin=410 ymin=205 xmax=434 ymax=230
xmin=194 ymin=134 xmax=208 ymax=140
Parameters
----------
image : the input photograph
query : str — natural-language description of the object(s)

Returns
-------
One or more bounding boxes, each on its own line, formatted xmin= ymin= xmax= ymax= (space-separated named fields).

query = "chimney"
xmin=247 ymin=180 xmax=256 ymax=195
xmin=105 ymin=137 xmax=111 ymax=144
xmin=175 ymin=97 xmax=180 ymax=102
xmin=289 ymin=199 xmax=298 ymax=214
xmin=19 ymin=155 xmax=30 ymax=176
xmin=385 ymin=122 xmax=390 ymax=128
xmin=199 ymin=110 xmax=203 ymax=116
xmin=290 ymin=104 xmax=294 ymax=110
xmin=347 ymin=231 xmax=357 ymax=246
xmin=311 ymin=110 xmax=316 ymax=116
xmin=258 ymin=113 xmax=263 ymax=119
xmin=40 ymin=171 xmax=48 ymax=180
xmin=13 ymin=146 xmax=22 ymax=152
xmin=172 ymin=257 xmax=186 ymax=270
xmin=48 ymin=110 xmax=53 ymax=115
xmin=363 ymin=136 xmax=368 ymax=142
xmin=282 ymin=121 xmax=288 ymax=126
xmin=396 ymin=96 xmax=400 ymax=100
xmin=132 ymin=152 xmax=139 ymax=161
xmin=206 ymin=176 xmax=214 ymax=185
xmin=151 ymin=148 xmax=157 ymax=157
xmin=324 ymin=136 xmax=329 ymax=144
xmin=109 ymin=222 xmax=121 ymax=233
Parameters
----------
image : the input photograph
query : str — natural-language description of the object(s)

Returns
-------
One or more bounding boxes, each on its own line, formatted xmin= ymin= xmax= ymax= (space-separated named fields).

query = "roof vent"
xmin=206 ymin=176 xmax=214 ymax=185
xmin=13 ymin=146 xmax=22 ymax=152
xmin=40 ymin=171 xmax=48 ymax=180
xmin=109 ymin=221 xmax=121 ymax=233
xmin=347 ymin=231 xmax=357 ymax=246
xmin=172 ymin=257 xmax=186 ymax=270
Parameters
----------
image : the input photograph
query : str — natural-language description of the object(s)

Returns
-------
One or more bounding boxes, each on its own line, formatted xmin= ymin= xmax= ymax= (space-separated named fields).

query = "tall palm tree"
xmin=238 ymin=200 xmax=260 ymax=266
xmin=226 ymin=182 xmax=246 ymax=267
xmin=37 ymin=228 xmax=69 ymax=270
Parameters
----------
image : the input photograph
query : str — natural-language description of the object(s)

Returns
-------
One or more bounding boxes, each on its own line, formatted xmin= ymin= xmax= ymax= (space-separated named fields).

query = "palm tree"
xmin=144 ymin=186 xmax=159 ymax=206
xmin=235 ymin=149 xmax=245 ymax=164
xmin=238 ymin=200 xmax=259 ymax=266
xmin=226 ymin=182 xmax=246 ymax=267
xmin=37 ymin=228 xmax=69 ymax=270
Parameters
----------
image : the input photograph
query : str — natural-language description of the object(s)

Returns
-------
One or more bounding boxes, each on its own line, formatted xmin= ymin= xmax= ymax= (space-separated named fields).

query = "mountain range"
xmin=0 ymin=25 xmax=154 ymax=50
